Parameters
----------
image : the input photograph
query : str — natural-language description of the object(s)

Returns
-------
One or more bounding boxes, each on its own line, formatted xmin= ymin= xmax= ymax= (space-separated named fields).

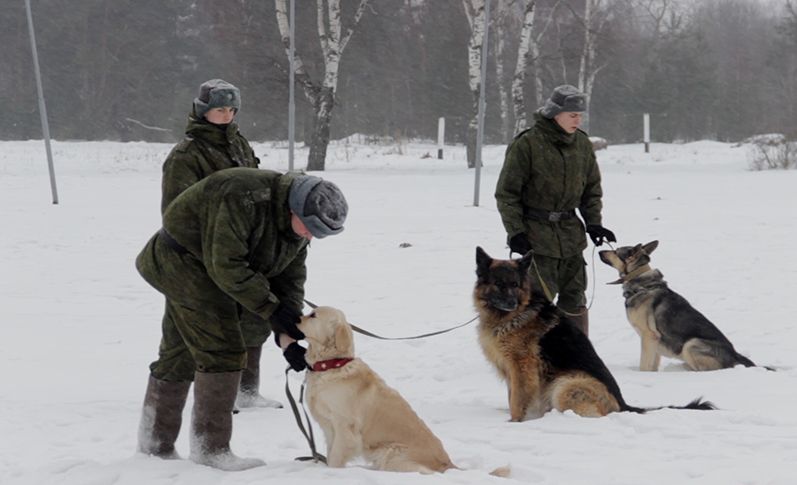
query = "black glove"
xmin=508 ymin=233 xmax=532 ymax=256
xmin=283 ymin=342 xmax=308 ymax=372
xmin=270 ymin=303 xmax=305 ymax=341
xmin=586 ymin=224 xmax=616 ymax=247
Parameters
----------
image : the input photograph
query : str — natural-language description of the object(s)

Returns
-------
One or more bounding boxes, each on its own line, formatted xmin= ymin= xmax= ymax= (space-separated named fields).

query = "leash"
xmin=287 ymin=300 xmax=478 ymax=461
xmin=284 ymin=367 xmax=327 ymax=464
xmin=515 ymin=243 xmax=604 ymax=318
xmin=303 ymin=299 xmax=478 ymax=340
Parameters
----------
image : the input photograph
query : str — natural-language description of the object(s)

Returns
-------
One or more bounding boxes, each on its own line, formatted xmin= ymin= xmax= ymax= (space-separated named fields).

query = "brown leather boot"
xmin=137 ymin=375 xmax=191 ymax=458
xmin=567 ymin=307 xmax=589 ymax=337
xmin=236 ymin=345 xmax=282 ymax=409
xmin=190 ymin=371 xmax=265 ymax=471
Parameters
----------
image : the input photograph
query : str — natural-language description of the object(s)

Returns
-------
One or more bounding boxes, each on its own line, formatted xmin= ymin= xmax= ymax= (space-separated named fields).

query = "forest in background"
xmin=3 ymin=0 xmax=797 ymax=148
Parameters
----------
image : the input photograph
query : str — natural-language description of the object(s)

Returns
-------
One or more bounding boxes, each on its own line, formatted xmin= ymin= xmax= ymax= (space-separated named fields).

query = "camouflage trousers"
xmin=528 ymin=253 xmax=587 ymax=313
xmin=149 ymin=299 xmax=272 ymax=382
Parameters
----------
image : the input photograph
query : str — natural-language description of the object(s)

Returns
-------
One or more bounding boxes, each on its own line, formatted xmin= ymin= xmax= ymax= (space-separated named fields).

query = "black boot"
xmin=236 ymin=345 xmax=282 ymax=409
xmin=137 ymin=375 xmax=191 ymax=458
xmin=190 ymin=371 xmax=266 ymax=471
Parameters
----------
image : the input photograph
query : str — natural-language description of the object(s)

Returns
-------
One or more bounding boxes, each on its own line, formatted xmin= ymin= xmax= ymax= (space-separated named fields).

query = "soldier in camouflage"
xmin=135 ymin=167 xmax=348 ymax=470
xmin=495 ymin=84 xmax=616 ymax=337
xmin=159 ymin=79 xmax=279 ymax=410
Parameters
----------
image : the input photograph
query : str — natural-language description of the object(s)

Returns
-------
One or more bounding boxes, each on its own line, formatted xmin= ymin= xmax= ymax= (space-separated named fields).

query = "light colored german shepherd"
xmin=473 ymin=247 xmax=715 ymax=421
xmin=599 ymin=240 xmax=760 ymax=371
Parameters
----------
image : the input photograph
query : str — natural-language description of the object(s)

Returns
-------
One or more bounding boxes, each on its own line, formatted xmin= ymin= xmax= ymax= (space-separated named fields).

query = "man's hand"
xmin=283 ymin=342 xmax=307 ymax=371
xmin=270 ymin=303 xmax=305 ymax=340
xmin=508 ymin=233 xmax=532 ymax=256
xmin=586 ymin=224 xmax=616 ymax=246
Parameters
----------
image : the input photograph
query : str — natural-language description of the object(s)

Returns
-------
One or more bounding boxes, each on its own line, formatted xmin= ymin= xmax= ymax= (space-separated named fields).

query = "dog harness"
xmin=311 ymin=358 xmax=353 ymax=372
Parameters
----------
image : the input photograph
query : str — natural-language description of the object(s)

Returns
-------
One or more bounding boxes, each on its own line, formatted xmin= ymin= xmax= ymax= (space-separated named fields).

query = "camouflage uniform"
xmin=138 ymin=168 xmax=308 ymax=381
xmin=495 ymin=111 xmax=604 ymax=312
xmin=161 ymin=113 xmax=273 ymax=349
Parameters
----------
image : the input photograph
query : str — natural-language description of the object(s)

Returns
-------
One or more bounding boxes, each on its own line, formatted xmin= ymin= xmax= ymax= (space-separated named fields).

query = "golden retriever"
xmin=297 ymin=306 xmax=455 ymax=473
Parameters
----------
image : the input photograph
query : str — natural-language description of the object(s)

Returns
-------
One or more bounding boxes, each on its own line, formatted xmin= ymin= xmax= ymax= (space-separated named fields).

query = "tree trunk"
xmin=307 ymin=87 xmax=334 ymax=171
xmin=463 ymin=0 xmax=486 ymax=169
xmin=512 ymin=1 xmax=536 ymax=134
xmin=494 ymin=8 xmax=511 ymax=143
xmin=275 ymin=0 xmax=369 ymax=171
xmin=576 ymin=0 xmax=608 ymax=132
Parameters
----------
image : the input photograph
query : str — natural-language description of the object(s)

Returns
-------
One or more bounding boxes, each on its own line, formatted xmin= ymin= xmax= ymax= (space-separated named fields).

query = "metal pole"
xmin=643 ymin=112 xmax=650 ymax=153
xmin=25 ymin=0 xmax=59 ymax=204
xmin=288 ymin=0 xmax=296 ymax=171
xmin=473 ymin=0 xmax=491 ymax=207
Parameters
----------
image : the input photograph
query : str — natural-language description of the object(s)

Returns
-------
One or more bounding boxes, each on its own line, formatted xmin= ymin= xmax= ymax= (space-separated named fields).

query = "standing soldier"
xmin=160 ymin=79 xmax=278 ymax=408
xmin=135 ymin=167 xmax=348 ymax=470
xmin=495 ymin=84 xmax=616 ymax=337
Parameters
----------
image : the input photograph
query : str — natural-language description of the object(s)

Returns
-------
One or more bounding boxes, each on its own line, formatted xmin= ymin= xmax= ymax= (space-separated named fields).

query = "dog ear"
xmin=642 ymin=240 xmax=659 ymax=255
xmin=334 ymin=321 xmax=354 ymax=356
xmin=476 ymin=246 xmax=492 ymax=273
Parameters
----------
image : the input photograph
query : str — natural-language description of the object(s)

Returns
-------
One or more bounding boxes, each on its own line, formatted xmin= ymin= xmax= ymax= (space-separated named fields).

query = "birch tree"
xmin=275 ymin=0 xmax=369 ymax=171
xmin=493 ymin=0 xmax=512 ymax=142
xmin=571 ymin=0 xmax=612 ymax=131
xmin=463 ymin=0 xmax=487 ymax=168
xmin=510 ymin=0 xmax=560 ymax=133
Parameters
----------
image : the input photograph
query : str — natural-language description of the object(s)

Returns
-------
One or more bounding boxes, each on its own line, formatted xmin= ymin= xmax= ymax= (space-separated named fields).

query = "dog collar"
xmin=311 ymin=358 xmax=353 ymax=372
xmin=608 ymin=264 xmax=652 ymax=285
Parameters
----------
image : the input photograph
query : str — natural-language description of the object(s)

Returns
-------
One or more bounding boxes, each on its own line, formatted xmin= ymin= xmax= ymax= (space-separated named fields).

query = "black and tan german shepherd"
xmin=599 ymin=240 xmax=763 ymax=371
xmin=473 ymin=246 xmax=715 ymax=421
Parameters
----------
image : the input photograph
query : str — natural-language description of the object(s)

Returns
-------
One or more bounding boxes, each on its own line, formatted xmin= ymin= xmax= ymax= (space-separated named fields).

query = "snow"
xmin=1 ymin=138 xmax=796 ymax=485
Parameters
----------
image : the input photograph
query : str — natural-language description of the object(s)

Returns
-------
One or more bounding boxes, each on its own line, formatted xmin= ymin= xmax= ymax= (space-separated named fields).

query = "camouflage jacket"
xmin=161 ymin=113 xmax=260 ymax=213
xmin=495 ymin=111 xmax=604 ymax=259
xmin=137 ymin=168 xmax=308 ymax=319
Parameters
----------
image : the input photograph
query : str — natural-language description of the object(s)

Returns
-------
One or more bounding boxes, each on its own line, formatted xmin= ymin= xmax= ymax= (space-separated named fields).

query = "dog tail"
xmin=734 ymin=352 xmax=777 ymax=371
xmin=667 ymin=397 xmax=717 ymax=411
xmin=622 ymin=397 xmax=717 ymax=414
xmin=734 ymin=353 xmax=756 ymax=368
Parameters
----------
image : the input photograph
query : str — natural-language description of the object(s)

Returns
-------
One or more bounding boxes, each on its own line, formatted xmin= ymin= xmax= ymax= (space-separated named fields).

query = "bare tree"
xmin=462 ymin=0 xmax=487 ymax=168
xmin=493 ymin=0 xmax=513 ymax=142
xmin=572 ymin=0 xmax=612 ymax=131
xmin=510 ymin=0 xmax=560 ymax=133
xmin=275 ymin=0 xmax=369 ymax=171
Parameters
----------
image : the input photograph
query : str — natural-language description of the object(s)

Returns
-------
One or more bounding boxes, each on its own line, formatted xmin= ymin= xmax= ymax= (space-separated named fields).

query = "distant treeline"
xmin=3 ymin=0 xmax=796 ymax=145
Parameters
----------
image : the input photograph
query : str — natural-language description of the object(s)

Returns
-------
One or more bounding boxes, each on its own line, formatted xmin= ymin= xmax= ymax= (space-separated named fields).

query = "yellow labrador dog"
xmin=297 ymin=306 xmax=456 ymax=473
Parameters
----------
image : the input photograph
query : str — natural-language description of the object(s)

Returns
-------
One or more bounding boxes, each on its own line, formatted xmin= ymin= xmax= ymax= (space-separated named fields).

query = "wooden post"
xmin=437 ymin=117 xmax=445 ymax=159
xmin=643 ymin=113 xmax=650 ymax=153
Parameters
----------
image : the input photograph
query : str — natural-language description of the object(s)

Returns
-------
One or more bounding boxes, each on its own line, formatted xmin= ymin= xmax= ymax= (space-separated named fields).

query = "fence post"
xmin=437 ymin=117 xmax=445 ymax=159
xmin=643 ymin=113 xmax=650 ymax=153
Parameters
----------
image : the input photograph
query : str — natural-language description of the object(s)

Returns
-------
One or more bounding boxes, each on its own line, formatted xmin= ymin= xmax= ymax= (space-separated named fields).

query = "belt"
xmin=526 ymin=208 xmax=576 ymax=222
xmin=158 ymin=228 xmax=189 ymax=254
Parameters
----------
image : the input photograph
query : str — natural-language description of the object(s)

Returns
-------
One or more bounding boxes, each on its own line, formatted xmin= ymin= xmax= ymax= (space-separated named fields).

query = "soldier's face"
xmin=554 ymin=111 xmax=583 ymax=134
xmin=291 ymin=213 xmax=313 ymax=240
xmin=205 ymin=106 xmax=236 ymax=125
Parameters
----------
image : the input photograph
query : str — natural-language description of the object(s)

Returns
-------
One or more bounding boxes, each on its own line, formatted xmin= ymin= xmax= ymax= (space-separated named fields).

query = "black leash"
xmin=303 ymin=299 xmax=478 ymax=340
xmin=284 ymin=367 xmax=326 ymax=464
xmin=510 ymin=244 xmax=604 ymax=317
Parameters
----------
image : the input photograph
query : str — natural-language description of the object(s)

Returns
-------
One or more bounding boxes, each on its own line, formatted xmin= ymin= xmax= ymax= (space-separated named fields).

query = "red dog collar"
xmin=311 ymin=358 xmax=353 ymax=372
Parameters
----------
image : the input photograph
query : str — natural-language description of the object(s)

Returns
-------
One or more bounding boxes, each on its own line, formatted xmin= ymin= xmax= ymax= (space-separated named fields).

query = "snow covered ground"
xmin=1 ymin=138 xmax=795 ymax=485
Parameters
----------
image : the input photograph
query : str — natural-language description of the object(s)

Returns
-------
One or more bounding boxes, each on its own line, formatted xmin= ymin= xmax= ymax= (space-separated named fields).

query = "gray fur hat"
xmin=288 ymin=176 xmax=348 ymax=238
xmin=193 ymin=79 xmax=241 ymax=119
xmin=540 ymin=84 xmax=587 ymax=119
